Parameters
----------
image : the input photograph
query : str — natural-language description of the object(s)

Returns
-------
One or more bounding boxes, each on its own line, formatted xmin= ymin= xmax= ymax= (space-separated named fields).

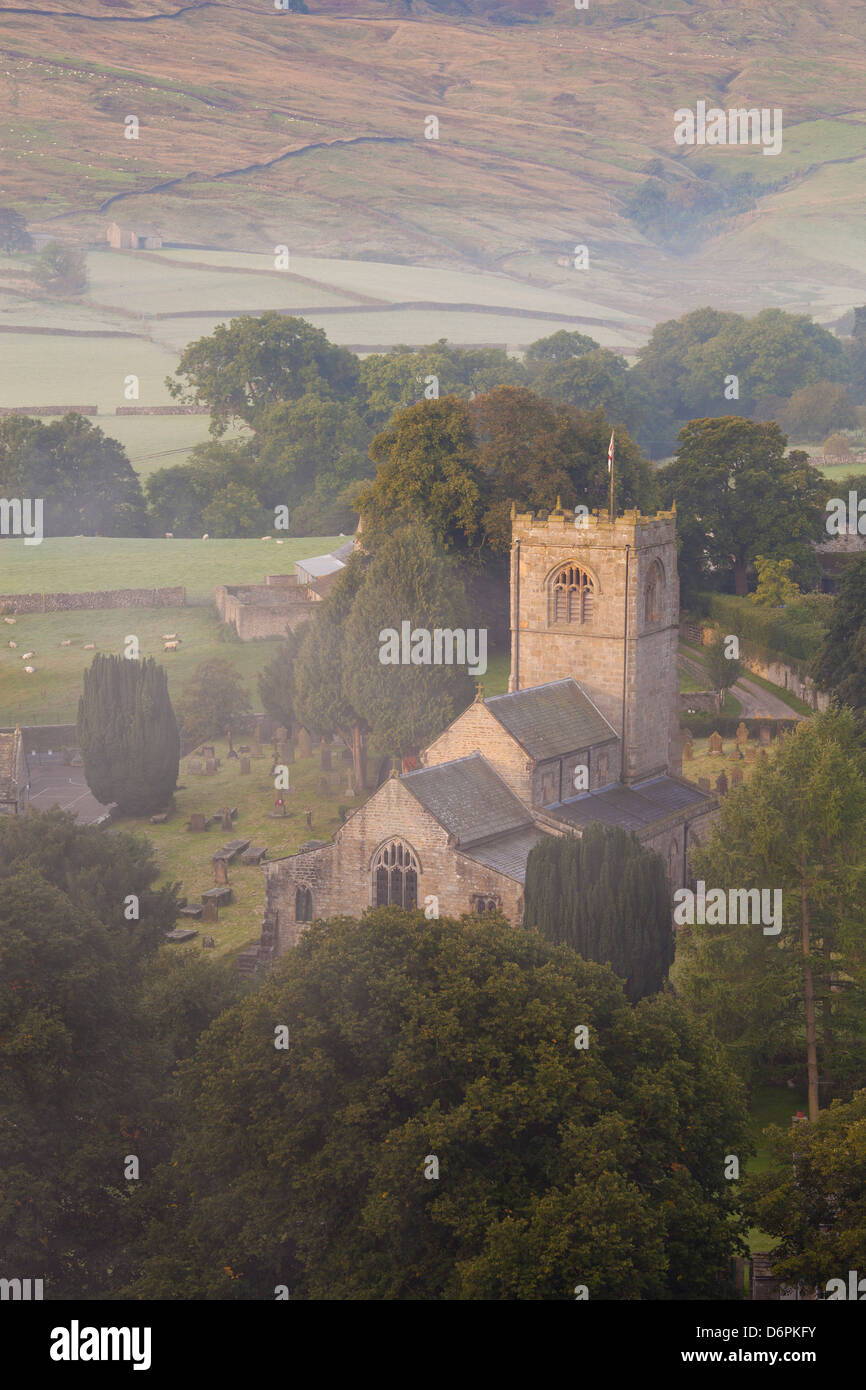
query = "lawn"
xmin=117 ymin=733 xmax=353 ymax=961
xmin=0 ymin=605 xmax=286 ymax=727
xmin=0 ymin=535 xmax=344 ymax=605
xmin=744 ymin=1082 xmax=810 ymax=1254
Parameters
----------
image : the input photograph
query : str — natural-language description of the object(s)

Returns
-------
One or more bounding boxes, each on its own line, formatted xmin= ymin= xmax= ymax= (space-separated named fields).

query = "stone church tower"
xmin=508 ymin=502 xmax=680 ymax=785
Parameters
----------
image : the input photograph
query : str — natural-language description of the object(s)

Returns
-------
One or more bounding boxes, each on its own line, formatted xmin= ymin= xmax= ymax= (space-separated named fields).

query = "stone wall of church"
xmin=639 ymin=802 xmax=719 ymax=892
xmin=263 ymin=776 xmax=527 ymax=958
xmin=421 ymin=703 xmax=532 ymax=803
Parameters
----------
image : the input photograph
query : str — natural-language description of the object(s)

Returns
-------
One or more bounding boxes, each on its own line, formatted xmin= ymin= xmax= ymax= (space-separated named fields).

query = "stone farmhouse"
xmin=216 ymin=541 xmax=354 ymax=640
xmin=254 ymin=502 xmax=716 ymax=965
xmin=105 ymin=223 xmax=163 ymax=250
xmin=0 ymin=727 xmax=29 ymax=815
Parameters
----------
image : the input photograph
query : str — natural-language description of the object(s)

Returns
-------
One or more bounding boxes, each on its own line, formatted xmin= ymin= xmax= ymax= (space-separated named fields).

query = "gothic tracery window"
xmin=372 ymin=840 xmax=419 ymax=909
xmin=549 ymin=563 xmax=595 ymax=625
xmin=295 ymin=885 xmax=313 ymax=922
xmin=473 ymin=895 xmax=499 ymax=913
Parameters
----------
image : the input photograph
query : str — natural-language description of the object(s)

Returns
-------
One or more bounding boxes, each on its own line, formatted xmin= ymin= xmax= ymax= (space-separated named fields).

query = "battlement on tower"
xmin=511 ymin=503 xmax=677 ymax=549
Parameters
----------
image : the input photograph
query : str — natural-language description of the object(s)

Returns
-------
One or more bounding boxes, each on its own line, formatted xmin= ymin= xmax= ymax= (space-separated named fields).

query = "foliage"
xmin=707 ymin=592 xmax=828 ymax=671
xmin=524 ymin=825 xmax=674 ymax=1002
xmin=257 ymin=629 xmax=299 ymax=732
xmin=358 ymin=339 xmax=527 ymax=428
xmin=0 ymin=413 xmax=147 ymax=537
xmin=811 ymin=553 xmax=866 ymax=715
xmin=130 ymin=909 xmax=749 ymax=1300
xmin=704 ymin=630 xmax=742 ymax=703
xmin=177 ymin=658 xmax=251 ymax=744
xmin=750 ymin=555 xmax=801 ymax=607
xmin=77 ymin=654 xmax=179 ymax=815
xmin=0 ymin=206 xmax=32 ymax=253
xmin=657 ymin=417 xmax=829 ymax=596
xmin=33 ymin=240 xmax=87 ymax=294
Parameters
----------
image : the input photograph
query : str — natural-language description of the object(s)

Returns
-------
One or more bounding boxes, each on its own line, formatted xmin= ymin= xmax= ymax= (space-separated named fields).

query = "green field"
xmin=0 ymin=535 xmax=344 ymax=605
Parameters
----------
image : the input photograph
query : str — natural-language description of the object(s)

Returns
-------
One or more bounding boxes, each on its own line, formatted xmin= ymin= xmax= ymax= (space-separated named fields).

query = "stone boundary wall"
xmin=0 ymin=405 xmax=98 ymax=416
xmin=693 ymin=622 xmax=829 ymax=713
xmin=114 ymin=405 xmax=210 ymax=415
xmin=0 ymin=586 xmax=185 ymax=613
xmin=0 ymin=724 xmax=77 ymax=754
xmin=216 ymin=584 xmax=314 ymax=640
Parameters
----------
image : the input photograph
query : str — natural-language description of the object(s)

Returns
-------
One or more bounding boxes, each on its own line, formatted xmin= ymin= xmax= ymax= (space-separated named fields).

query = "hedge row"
xmin=704 ymin=593 xmax=826 ymax=670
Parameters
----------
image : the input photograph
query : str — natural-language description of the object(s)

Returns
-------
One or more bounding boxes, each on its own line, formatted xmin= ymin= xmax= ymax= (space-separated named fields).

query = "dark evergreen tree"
xmin=77 ymin=655 xmax=179 ymax=816
xmin=257 ymin=628 xmax=298 ymax=734
xmin=811 ymin=553 xmax=866 ymax=719
xmin=524 ymin=824 xmax=673 ymax=1001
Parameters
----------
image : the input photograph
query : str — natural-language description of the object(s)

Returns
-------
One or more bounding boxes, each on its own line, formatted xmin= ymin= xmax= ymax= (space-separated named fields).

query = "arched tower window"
xmin=295 ymin=885 xmax=313 ymax=922
xmin=645 ymin=558 xmax=665 ymax=625
xmin=372 ymin=840 xmax=419 ymax=909
xmin=549 ymin=563 xmax=595 ymax=625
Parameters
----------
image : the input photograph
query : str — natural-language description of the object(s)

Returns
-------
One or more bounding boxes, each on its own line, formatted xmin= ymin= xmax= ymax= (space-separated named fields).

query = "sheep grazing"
xmin=201 ymin=533 xmax=209 ymax=540
xmin=165 ymin=532 xmax=174 ymax=539
xmin=163 ymin=641 xmax=179 ymax=651
xmin=161 ymin=633 xmax=179 ymax=642
xmin=83 ymin=643 xmax=95 ymax=650
xmin=261 ymin=535 xmax=271 ymax=541
xmin=24 ymin=666 xmax=35 ymax=674
xmin=59 ymin=639 xmax=72 ymax=647
xmin=3 ymin=617 xmax=15 ymax=624
xmin=21 ymin=651 xmax=35 ymax=660
xmin=8 ymin=641 xmax=16 ymax=649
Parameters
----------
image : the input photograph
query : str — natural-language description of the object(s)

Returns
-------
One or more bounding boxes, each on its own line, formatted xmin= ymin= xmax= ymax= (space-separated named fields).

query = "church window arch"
xmin=548 ymin=562 xmax=596 ymax=626
xmin=472 ymin=894 xmax=499 ymax=914
xmin=645 ymin=558 xmax=665 ymax=625
xmin=295 ymin=885 xmax=313 ymax=922
xmin=372 ymin=839 xmax=419 ymax=910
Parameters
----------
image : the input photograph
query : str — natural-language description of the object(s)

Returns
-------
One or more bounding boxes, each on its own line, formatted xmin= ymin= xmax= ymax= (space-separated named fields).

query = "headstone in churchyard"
xmin=297 ymin=728 xmax=312 ymax=759
xmin=698 ymin=777 xmax=711 ymax=791
xmin=202 ymin=935 xmax=216 ymax=949
xmin=201 ymin=745 xmax=215 ymax=758
xmin=320 ymin=744 xmax=332 ymax=771
xmin=745 ymin=746 xmax=757 ymax=763
xmin=318 ymin=777 xmax=330 ymax=795
xmin=731 ymin=767 xmax=743 ymax=787
xmin=708 ymin=731 xmax=723 ymax=756
xmin=342 ymin=748 xmax=353 ymax=764
xmin=238 ymin=745 xmax=249 ymax=755
xmin=221 ymin=809 xmax=233 ymax=832
xmin=758 ymin=748 xmax=768 ymax=761
xmin=736 ymin=722 xmax=750 ymax=745
xmin=202 ymin=898 xmax=218 ymax=923
xmin=683 ymin=737 xmax=693 ymax=761
xmin=305 ymin=808 xmax=312 ymax=828
xmin=251 ymin=726 xmax=262 ymax=756
xmin=240 ymin=757 xmax=251 ymax=775
xmin=729 ymin=745 xmax=743 ymax=760
xmin=189 ymin=812 xmax=207 ymax=832
xmin=188 ymin=758 xmax=204 ymax=775
xmin=275 ymin=727 xmax=288 ymax=746
xmin=344 ymin=776 xmax=355 ymax=798
xmin=716 ymin=771 xmax=728 ymax=796
xmin=759 ymin=723 xmax=772 ymax=745
xmin=205 ymin=758 xmax=218 ymax=775
xmin=213 ymin=857 xmax=229 ymax=885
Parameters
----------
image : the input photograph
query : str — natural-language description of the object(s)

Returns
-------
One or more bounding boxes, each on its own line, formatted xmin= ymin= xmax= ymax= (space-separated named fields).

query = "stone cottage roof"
xmin=551 ymin=775 xmax=711 ymax=833
xmin=401 ymin=753 xmax=532 ymax=846
xmin=484 ymin=678 xmax=617 ymax=761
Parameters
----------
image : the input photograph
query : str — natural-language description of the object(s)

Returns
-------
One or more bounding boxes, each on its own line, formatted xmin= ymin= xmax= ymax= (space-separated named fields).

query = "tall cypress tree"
xmin=524 ymin=824 xmax=673 ymax=1002
xmin=78 ymin=655 xmax=179 ymax=816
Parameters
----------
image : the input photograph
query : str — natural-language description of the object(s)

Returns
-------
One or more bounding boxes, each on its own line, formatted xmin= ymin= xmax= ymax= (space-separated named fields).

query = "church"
xmin=255 ymin=501 xmax=717 ymax=964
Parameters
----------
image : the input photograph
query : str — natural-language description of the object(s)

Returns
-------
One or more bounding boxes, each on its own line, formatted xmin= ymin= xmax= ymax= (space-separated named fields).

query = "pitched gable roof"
xmin=401 ymin=753 xmax=531 ymax=846
xmin=484 ymin=678 xmax=617 ymax=761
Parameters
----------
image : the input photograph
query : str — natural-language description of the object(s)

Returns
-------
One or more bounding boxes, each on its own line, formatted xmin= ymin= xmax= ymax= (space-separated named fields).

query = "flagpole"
xmin=607 ymin=430 xmax=615 ymax=524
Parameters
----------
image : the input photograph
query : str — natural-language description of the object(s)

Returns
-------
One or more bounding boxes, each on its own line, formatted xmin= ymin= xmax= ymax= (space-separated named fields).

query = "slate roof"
xmin=462 ymin=825 xmax=549 ymax=882
xmin=401 ymin=753 xmax=531 ymax=846
xmin=484 ymin=679 xmax=617 ymax=761
xmin=295 ymin=553 xmax=346 ymax=580
xmin=551 ymin=776 xmax=712 ymax=834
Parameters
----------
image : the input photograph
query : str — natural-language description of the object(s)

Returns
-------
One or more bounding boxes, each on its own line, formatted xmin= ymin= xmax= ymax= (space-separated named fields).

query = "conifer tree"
xmin=77 ymin=655 xmax=179 ymax=815
xmin=524 ymin=825 xmax=673 ymax=1002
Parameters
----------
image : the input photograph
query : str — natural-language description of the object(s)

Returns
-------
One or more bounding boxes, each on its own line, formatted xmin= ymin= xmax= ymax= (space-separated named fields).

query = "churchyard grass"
xmin=116 ymin=735 xmax=348 ymax=961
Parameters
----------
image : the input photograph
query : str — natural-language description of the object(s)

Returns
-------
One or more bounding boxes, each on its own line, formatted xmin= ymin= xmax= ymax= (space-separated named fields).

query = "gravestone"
xmin=759 ymin=724 xmax=772 ymax=745
xmin=698 ymin=777 xmax=711 ymax=792
xmin=238 ymin=744 xmax=249 ymax=754
xmin=715 ymin=771 xmax=729 ymax=796
xmin=682 ymin=738 xmax=693 ymax=761
xmin=305 ymin=808 xmax=312 ymax=828
xmin=150 ymin=811 xmax=169 ymax=823
xmin=188 ymin=812 xmax=207 ymax=832
xmin=240 ymin=757 xmax=251 ymax=775
xmin=221 ymin=809 xmax=234 ymax=832
xmin=205 ymin=758 xmax=218 ymax=775
xmin=731 ymin=766 xmax=744 ymax=787
xmin=202 ymin=935 xmax=216 ymax=949
xmin=320 ymin=744 xmax=332 ymax=771
xmin=344 ymin=776 xmax=355 ymax=798
xmin=708 ymin=731 xmax=723 ymax=756
xmin=275 ymin=727 xmax=288 ymax=747
xmin=745 ymin=746 xmax=757 ymax=763
xmin=297 ymin=728 xmax=312 ymax=758
xmin=213 ymin=857 xmax=229 ymax=885
xmin=188 ymin=758 xmax=204 ymax=775
xmin=758 ymin=748 xmax=768 ymax=761
xmin=342 ymin=748 xmax=353 ymax=764
xmin=201 ymin=745 xmax=215 ymax=758
xmin=251 ymin=727 xmax=262 ymax=756
xmin=318 ymin=777 xmax=330 ymax=795
xmin=729 ymin=745 xmax=743 ymax=761
xmin=736 ymin=722 xmax=750 ymax=745
xmin=202 ymin=898 xmax=218 ymax=923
